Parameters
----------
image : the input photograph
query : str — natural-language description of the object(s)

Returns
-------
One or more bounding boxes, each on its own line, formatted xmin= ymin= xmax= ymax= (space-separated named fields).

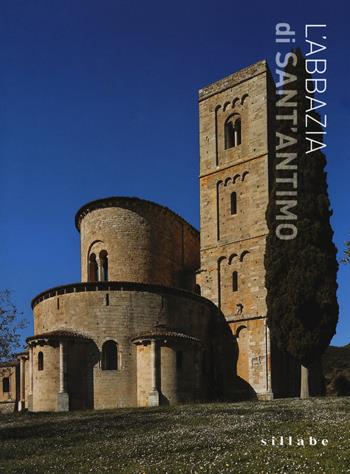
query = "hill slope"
xmin=0 ymin=399 xmax=349 ymax=473
xmin=323 ymin=344 xmax=350 ymax=394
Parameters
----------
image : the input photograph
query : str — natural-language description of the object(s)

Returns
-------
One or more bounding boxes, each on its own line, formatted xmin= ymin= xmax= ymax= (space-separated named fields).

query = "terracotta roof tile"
xmin=131 ymin=328 xmax=201 ymax=344
xmin=27 ymin=330 xmax=92 ymax=343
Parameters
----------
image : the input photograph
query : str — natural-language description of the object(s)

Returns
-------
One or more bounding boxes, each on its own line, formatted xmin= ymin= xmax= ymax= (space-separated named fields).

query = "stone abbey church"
xmin=1 ymin=60 xmax=307 ymax=413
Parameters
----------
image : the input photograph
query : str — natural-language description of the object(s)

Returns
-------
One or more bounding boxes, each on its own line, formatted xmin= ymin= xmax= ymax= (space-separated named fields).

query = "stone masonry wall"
xmin=32 ymin=344 xmax=59 ymax=412
xmin=198 ymin=60 xmax=274 ymax=398
xmin=33 ymin=288 xmax=215 ymax=410
xmin=0 ymin=365 xmax=17 ymax=405
xmin=79 ymin=200 xmax=199 ymax=291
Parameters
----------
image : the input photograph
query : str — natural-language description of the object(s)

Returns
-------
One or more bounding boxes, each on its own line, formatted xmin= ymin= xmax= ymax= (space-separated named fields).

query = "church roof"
xmin=131 ymin=328 xmax=201 ymax=344
xmin=74 ymin=196 xmax=199 ymax=235
xmin=0 ymin=359 xmax=19 ymax=368
xmin=26 ymin=330 xmax=92 ymax=343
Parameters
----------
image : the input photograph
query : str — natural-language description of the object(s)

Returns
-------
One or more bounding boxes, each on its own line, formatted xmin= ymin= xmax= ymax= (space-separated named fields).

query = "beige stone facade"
xmin=1 ymin=60 xmax=310 ymax=413
xmin=197 ymin=60 xmax=275 ymax=399
xmin=0 ymin=361 xmax=18 ymax=413
xmin=21 ymin=197 xmax=233 ymax=412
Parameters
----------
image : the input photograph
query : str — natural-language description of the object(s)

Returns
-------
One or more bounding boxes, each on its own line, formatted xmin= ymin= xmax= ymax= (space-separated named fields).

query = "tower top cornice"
xmin=198 ymin=59 xmax=272 ymax=102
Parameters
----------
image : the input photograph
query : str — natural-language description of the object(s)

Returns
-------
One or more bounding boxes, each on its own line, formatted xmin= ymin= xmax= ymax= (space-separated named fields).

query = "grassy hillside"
xmin=0 ymin=398 xmax=349 ymax=473
xmin=323 ymin=344 xmax=350 ymax=394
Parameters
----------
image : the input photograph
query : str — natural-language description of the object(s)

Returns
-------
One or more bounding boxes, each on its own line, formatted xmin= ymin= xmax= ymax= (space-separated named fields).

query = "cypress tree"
xmin=265 ymin=49 xmax=338 ymax=398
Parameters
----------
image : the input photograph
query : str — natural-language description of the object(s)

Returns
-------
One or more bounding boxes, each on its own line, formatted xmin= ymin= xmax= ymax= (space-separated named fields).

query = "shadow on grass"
xmin=0 ymin=408 xmax=171 ymax=442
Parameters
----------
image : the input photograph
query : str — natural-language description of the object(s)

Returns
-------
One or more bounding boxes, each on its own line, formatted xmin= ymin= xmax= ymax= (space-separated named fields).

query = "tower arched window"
xmin=101 ymin=340 xmax=118 ymax=370
xmin=99 ymin=250 xmax=109 ymax=282
xmin=38 ymin=352 xmax=44 ymax=371
xmin=88 ymin=253 xmax=98 ymax=282
xmin=232 ymin=271 xmax=238 ymax=292
xmin=235 ymin=118 xmax=241 ymax=146
xmin=225 ymin=115 xmax=241 ymax=149
xmin=2 ymin=377 xmax=9 ymax=393
xmin=230 ymin=192 xmax=237 ymax=215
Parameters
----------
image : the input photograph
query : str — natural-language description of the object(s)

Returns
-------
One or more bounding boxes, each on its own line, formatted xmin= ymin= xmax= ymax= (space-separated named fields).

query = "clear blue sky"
xmin=0 ymin=0 xmax=348 ymax=347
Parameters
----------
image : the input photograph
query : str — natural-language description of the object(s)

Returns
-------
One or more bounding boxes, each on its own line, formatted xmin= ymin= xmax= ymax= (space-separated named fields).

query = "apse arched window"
xmin=232 ymin=271 xmax=238 ymax=292
xmin=99 ymin=250 xmax=109 ymax=282
xmin=230 ymin=192 xmax=237 ymax=215
xmin=101 ymin=340 xmax=118 ymax=370
xmin=202 ymin=350 xmax=208 ymax=375
xmin=88 ymin=253 xmax=98 ymax=282
xmin=38 ymin=352 xmax=44 ymax=371
xmin=176 ymin=351 xmax=183 ymax=370
xmin=2 ymin=377 xmax=9 ymax=393
xmin=225 ymin=115 xmax=241 ymax=149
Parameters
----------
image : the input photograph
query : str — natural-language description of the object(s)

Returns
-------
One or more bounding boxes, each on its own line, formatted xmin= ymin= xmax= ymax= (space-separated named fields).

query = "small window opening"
xmin=2 ymin=377 xmax=10 ymax=393
xmin=105 ymin=293 xmax=109 ymax=306
xmin=99 ymin=250 xmax=109 ymax=281
xmin=88 ymin=253 xmax=98 ymax=282
xmin=176 ymin=351 xmax=183 ymax=370
xmin=230 ymin=192 xmax=237 ymax=215
xmin=235 ymin=118 xmax=241 ymax=146
xmin=225 ymin=115 xmax=241 ymax=149
xmin=38 ymin=352 xmax=44 ymax=371
xmin=102 ymin=340 xmax=118 ymax=370
xmin=202 ymin=351 xmax=208 ymax=375
xmin=232 ymin=271 xmax=238 ymax=292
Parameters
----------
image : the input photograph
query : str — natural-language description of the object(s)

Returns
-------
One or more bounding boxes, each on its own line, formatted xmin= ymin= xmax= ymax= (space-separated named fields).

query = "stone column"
xmin=57 ymin=341 xmax=69 ymax=411
xmin=194 ymin=349 xmax=201 ymax=401
xmin=18 ymin=357 xmax=25 ymax=411
xmin=263 ymin=319 xmax=273 ymax=400
xmin=29 ymin=348 xmax=33 ymax=394
xmin=150 ymin=340 xmax=156 ymax=391
xmin=59 ymin=341 xmax=65 ymax=393
xmin=21 ymin=357 xmax=25 ymax=401
xmin=97 ymin=259 xmax=103 ymax=282
xmin=28 ymin=347 xmax=33 ymax=411
xmin=148 ymin=339 xmax=159 ymax=406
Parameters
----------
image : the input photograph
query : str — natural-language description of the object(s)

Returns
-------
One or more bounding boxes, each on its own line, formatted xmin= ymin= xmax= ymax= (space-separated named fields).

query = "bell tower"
xmin=198 ymin=60 xmax=275 ymax=399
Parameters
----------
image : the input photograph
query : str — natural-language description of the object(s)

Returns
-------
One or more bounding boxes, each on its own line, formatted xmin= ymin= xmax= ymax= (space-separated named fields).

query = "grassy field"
xmin=0 ymin=398 xmax=349 ymax=473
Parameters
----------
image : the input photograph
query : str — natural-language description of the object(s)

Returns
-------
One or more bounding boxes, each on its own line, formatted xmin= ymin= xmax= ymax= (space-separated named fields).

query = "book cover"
xmin=0 ymin=1 xmax=348 ymax=473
